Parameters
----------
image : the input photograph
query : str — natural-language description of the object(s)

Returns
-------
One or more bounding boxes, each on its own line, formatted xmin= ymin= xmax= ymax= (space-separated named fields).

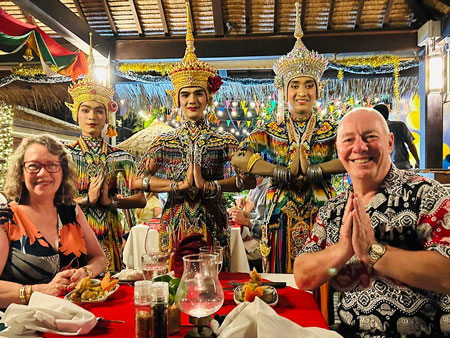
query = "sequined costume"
xmin=239 ymin=111 xmax=337 ymax=272
xmin=68 ymin=135 xmax=136 ymax=271
xmin=138 ymin=119 xmax=237 ymax=270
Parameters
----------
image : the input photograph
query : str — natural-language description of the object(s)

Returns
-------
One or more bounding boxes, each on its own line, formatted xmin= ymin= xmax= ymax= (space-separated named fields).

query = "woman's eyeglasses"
xmin=22 ymin=161 xmax=62 ymax=173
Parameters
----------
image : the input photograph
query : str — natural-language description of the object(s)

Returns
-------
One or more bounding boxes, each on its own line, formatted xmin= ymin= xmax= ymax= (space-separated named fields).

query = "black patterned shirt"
xmin=301 ymin=166 xmax=450 ymax=337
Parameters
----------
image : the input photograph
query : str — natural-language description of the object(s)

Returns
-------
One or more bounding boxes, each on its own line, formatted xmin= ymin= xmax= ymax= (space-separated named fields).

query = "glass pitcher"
xmin=175 ymin=253 xmax=224 ymax=318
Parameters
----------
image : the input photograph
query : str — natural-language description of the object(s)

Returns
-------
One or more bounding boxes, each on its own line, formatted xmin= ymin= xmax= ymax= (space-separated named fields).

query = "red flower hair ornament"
xmin=207 ymin=75 xmax=223 ymax=94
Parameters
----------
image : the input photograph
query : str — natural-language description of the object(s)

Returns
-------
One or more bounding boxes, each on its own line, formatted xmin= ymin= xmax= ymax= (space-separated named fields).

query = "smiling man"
xmin=231 ymin=3 xmax=345 ymax=276
xmin=294 ymin=108 xmax=450 ymax=337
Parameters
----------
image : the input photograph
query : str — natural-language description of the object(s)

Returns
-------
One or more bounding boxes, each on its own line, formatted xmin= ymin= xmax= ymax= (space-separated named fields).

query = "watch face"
xmin=371 ymin=243 xmax=385 ymax=255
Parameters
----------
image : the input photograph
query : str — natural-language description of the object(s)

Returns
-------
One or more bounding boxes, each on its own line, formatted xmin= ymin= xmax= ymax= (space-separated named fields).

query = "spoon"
xmin=97 ymin=317 xmax=125 ymax=323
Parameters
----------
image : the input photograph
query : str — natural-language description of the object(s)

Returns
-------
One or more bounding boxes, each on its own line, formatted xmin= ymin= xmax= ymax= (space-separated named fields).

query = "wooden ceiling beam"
xmin=327 ymin=0 xmax=336 ymax=30
xmin=355 ymin=0 xmax=365 ymax=28
xmin=245 ymin=0 xmax=252 ymax=34
xmin=156 ymin=0 xmax=169 ymax=35
xmin=211 ymin=0 xmax=224 ymax=37
xmin=129 ymin=0 xmax=143 ymax=35
xmin=72 ymin=0 xmax=87 ymax=23
xmin=273 ymin=0 xmax=279 ymax=33
xmin=436 ymin=0 xmax=450 ymax=7
xmin=114 ymin=29 xmax=418 ymax=59
xmin=11 ymin=0 xmax=111 ymax=58
xmin=101 ymin=0 xmax=117 ymax=35
xmin=383 ymin=0 xmax=394 ymax=27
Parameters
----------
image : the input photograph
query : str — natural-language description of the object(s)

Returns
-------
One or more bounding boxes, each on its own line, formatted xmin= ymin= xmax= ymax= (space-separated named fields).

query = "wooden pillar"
xmin=419 ymin=57 xmax=444 ymax=169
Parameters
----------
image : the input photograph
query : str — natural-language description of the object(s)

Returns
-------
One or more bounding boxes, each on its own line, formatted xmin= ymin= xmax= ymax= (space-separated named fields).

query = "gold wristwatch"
xmin=368 ymin=242 xmax=386 ymax=266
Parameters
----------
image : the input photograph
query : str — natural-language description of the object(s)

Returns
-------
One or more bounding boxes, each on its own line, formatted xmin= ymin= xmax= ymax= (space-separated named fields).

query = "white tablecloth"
xmin=123 ymin=225 xmax=250 ymax=272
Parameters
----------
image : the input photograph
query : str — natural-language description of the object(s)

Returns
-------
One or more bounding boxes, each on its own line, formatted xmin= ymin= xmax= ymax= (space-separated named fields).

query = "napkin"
xmin=0 ymin=292 xmax=97 ymax=337
xmin=211 ymin=297 xmax=343 ymax=338
xmin=173 ymin=233 xmax=207 ymax=277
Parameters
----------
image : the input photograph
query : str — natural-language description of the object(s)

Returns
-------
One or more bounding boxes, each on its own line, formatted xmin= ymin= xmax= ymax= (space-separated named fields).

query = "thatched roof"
xmin=118 ymin=120 xmax=174 ymax=158
xmin=0 ymin=80 xmax=72 ymax=118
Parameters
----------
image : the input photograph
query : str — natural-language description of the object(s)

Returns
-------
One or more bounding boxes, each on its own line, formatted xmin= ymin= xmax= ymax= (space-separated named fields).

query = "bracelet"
xmin=82 ymin=266 xmax=93 ymax=278
xmin=19 ymin=285 xmax=26 ymax=304
xmin=108 ymin=200 xmax=119 ymax=211
xmin=142 ymin=175 xmax=152 ymax=192
xmin=25 ymin=285 xmax=32 ymax=303
xmin=306 ymin=164 xmax=323 ymax=184
xmin=273 ymin=165 xmax=291 ymax=183
xmin=212 ymin=180 xmax=222 ymax=199
xmin=170 ymin=181 xmax=179 ymax=195
xmin=246 ymin=153 xmax=262 ymax=173
xmin=235 ymin=174 xmax=244 ymax=191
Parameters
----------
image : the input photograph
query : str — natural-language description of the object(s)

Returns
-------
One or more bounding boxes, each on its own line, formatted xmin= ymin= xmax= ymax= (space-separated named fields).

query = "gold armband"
xmin=246 ymin=153 xmax=262 ymax=173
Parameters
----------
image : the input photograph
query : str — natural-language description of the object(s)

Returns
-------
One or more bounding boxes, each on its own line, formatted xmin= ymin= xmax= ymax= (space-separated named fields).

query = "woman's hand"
xmin=99 ymin=180 xmax=113 ymax=206
xmin=300 ymin=144 xmax=309 ymax=176
xmin=33 ymin=269 xmax=77 ymax=296
xmin=193 ymin=162 xmax=206 ymax=190
xmin=179 ymin=161 xmax=194 ymax=191
xmin=88 ymin=171 xmax=104 ymax=205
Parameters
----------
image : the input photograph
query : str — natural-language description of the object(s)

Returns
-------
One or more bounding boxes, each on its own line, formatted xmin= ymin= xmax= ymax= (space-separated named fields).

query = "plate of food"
xmin=233 ymin=269 xmax=278 ymax=307
xmin=65 ymin=273 xmax=119 ymax=304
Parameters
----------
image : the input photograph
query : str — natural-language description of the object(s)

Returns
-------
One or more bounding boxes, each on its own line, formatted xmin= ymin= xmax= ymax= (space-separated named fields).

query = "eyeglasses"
xmin=22 ymin=161 xmax=62 ymax=173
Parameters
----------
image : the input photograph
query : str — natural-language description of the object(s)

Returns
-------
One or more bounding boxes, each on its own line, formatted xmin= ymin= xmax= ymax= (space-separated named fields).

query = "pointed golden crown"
xmin=273 ymin=2 xmax=327 ymax=92
xmin=66 ymin=33 xmax=118 ymax=137
xmin=167 ymin=1 xmax=221 ymax=108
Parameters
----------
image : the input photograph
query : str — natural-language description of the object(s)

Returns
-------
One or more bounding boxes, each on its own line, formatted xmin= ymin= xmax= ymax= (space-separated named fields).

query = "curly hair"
xmin=3 ymin=134 xmax=77 ymax=205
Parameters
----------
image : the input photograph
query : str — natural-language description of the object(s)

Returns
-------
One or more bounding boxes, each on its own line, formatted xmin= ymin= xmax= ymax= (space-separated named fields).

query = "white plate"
xmin=233 ymin=286 xmax=278 ymax=307
xmin=65 ymin=279 xmax=119 ymax=304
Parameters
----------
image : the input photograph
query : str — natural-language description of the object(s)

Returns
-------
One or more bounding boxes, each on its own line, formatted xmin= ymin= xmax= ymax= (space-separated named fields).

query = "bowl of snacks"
xmin=233 ymin=269 xmax=278 ymax=307
xmin=65 ymin=272 xmax=119 ymax=304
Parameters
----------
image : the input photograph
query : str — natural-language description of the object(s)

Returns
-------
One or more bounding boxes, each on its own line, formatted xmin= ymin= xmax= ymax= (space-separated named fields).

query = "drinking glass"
xmin=141 ymin=252 xmax=168 ymax=281
xmin=199 ymin=246 xmax=224 ymax=272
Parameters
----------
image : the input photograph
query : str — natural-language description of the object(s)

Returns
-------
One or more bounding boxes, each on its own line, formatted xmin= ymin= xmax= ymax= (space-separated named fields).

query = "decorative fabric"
xmin=138 ymin=118 xmax=237 ymax=271
xmin=65 ymin=34 xmax=118 ymax=137
xmin=68 ymin=136 xmax=137 ymax=271
xmin=301 ymin=166 xmax=450 ymax=337
xmin=238 ymin=111 xmax=337 ymax=273
xmin=0 ymin=202 xmax=87 ymax=285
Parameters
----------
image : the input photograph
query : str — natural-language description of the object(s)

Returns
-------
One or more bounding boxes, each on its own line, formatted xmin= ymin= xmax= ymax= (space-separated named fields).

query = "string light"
xmin=0 ymin=103 xmax=13 ymax=190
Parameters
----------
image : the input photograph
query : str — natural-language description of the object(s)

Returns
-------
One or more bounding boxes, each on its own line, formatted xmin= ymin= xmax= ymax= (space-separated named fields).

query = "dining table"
xmin=43 ymin=272 xmax=328 ymax=338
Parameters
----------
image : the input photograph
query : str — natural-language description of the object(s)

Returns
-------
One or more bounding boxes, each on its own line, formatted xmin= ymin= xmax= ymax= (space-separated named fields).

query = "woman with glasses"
xmin=0 ymin=134 xmax=106 ymax=308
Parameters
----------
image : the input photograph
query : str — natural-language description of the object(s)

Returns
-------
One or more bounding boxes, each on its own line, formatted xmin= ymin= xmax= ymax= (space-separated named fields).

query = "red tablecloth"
xmin=43 ymin=273 xmax=327 ymax=337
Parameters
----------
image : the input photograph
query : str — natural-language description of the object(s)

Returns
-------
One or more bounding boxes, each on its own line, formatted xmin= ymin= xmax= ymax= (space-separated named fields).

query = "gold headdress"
xmin=166 ymin=2 xmax=222 ymax=122
xmin=65 ymin=33 xmax=118 ymax=137
xmin=273 ymin=2 xmax=327 ymax=118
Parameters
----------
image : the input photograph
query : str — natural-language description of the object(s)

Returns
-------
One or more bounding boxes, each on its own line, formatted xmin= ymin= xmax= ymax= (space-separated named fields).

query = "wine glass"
xmin=199 ymin=246 xmax=223 ymax=272
xmin=175 ymin=253 xmax=224 ymax=337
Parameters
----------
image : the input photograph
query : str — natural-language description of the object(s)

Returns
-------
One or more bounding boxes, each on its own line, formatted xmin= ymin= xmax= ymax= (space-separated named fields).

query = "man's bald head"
xmin=337 ymin=108 xmax=390 ymax=143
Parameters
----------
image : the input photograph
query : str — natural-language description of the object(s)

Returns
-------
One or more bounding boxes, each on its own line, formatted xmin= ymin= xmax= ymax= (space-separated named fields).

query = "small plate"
xmin=65 ymin=280 xmax=119 ymax=304
xmin=233 ymin=286 xmax=278 ymax=307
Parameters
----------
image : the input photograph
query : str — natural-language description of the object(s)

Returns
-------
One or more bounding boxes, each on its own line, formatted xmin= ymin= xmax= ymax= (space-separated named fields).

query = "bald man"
xmin=293 ymin=108 xmax=450 ymax=337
